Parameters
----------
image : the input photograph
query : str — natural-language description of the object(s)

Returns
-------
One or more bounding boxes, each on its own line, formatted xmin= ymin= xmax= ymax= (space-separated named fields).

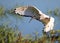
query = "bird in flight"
xmin=14 ymin=6 xmax=55 ymax=33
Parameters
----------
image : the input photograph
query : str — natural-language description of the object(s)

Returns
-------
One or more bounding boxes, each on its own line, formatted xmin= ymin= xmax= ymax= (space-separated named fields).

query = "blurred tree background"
xmin=0 ymin=0 xmax=60 ymax=42
xmin=0 ymin=5 xmax=60 ymax=43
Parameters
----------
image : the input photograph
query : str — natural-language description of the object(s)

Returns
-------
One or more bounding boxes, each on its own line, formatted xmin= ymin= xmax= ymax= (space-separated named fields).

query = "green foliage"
xmin=47 ymin=8 xmax=60 ymax=16
xmin=54 ymin=8 xmax=59 ymax=16
xmin=47 ymin=10 xmax=52 ymax=14
xmin=0 ymin=25 xmax=19 ymax=43
xmin=14 ymin=30 xmax=60 ymax=43
xmin=0 ymin=6 xmax=5 ymax=16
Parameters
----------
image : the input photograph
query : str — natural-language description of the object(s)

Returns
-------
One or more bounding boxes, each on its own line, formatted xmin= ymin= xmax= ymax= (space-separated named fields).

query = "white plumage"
xmin=44 ymin=17 xmax=54 ymax=32
xmin=14 ymin=6 xmax=55 ymax=32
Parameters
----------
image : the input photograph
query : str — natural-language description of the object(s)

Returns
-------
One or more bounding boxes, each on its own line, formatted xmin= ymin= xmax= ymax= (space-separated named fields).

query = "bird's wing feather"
xmin=14 ymin=6 xmax=40 ymax=17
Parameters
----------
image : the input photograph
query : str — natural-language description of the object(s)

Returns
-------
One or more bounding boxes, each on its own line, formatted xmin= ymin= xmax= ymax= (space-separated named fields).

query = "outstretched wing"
xmin=14 ymin=6 xmax=40 ymax=17
xmin=14 ymin=6 xmax=50 ymax=20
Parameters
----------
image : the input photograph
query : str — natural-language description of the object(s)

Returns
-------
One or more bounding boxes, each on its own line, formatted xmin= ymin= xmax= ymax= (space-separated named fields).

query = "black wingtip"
xmin=14 ymin=9 xmax=16 ymax=10
xmin=12 ymin=9 xmax=16 ymax=13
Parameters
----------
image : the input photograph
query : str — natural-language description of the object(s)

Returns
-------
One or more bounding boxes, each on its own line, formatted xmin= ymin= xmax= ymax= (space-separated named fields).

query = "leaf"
xmin=54 ymin=8 xmax=59 ymax=16
xmin=0 ymin=6 xmax=5 ymax=16
xmin=47 ymin=10 xmax=52 ymax=14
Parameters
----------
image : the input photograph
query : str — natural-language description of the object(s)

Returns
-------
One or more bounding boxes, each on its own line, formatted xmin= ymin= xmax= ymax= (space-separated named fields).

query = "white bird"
xmin=14 ymin=6 xmax=55 ymax=33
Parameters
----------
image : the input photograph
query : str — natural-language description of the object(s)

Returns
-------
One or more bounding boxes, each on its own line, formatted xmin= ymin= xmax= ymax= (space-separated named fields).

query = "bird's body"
xmin=14 ymin=6 xmax=55 ymax=33
xmin=44 ymin=17 xmax=54 ymax=32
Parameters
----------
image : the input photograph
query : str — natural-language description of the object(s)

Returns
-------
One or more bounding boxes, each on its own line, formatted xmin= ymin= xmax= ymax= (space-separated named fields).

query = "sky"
xmin=0 ymin=0 xmax=60 ymax=36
